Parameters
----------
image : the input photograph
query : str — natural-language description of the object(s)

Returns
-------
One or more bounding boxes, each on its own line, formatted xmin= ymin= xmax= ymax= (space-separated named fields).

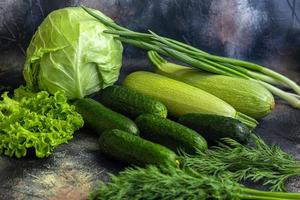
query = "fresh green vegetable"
xmin=82 ymin=6 xmax=300 ymax=109
xmin=123 ymin=71 xmax=257 ymax=128
xmin=178 ymin=113 xmax=252 ymax=144
xmin=182 ymin=135 xmax=300 ymax=192
xmin=73 ymin=98 xmax=139 ymax=135
xmin=135 ymin=114 xmax=207 ymax=153
xmin=13 ymin=85 xmax=37 ymax=100
xmin=97 ymin=85 xmax=167 ymax=118
xmin=148 ymin=51 xmax=275 ymax=119
xmin=98 ymin=129 xmax=178 ymax=166
xmin=0 ymin=89 xmax=84 ymax=158
xmin=24 ymin=7 xmax=123 ymax=99
xmin=89 ymin=165 xmax=300 ymax=200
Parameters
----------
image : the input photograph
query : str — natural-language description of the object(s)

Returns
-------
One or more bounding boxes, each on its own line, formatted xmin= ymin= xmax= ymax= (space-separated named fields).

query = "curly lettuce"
xmin=0 ymin=90 xmax=84 ymax=158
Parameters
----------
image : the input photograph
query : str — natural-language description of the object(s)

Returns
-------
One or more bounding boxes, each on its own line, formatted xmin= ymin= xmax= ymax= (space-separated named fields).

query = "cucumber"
xmin=74 ymin=98 xmax=139 ymax=135
xmin=98 ymin=129 xmax=178 ymax=166
xmin=123 ymin=71 xmax=258 ymax=129
xmin=135 ymin=114 xmax=207 ymax=153
xmin=178 ymin=113 xmax=251 ymax=144
xmin=97 ymin=85 xmax=167 ymax=118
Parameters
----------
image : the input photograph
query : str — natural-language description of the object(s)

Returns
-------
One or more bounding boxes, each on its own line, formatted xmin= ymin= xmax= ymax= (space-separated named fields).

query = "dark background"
xmin=0 ymin=0 xmax=300 ymax=199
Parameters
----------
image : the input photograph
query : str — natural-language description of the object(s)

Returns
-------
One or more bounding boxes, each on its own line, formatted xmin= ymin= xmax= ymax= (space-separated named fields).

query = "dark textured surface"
xmin=0 ymin=0 xmax=300 ymax=199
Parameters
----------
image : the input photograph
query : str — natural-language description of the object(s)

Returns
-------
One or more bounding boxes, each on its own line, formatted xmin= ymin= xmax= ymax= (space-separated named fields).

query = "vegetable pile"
xmin=0 ymin=89 xmax=83 ymax=158
xmin=82 ymin=6 xmax=300 ymax=110
xmin=80 ymin=84 xmax=300 ymax=198
xmin=1 ymin=6 xmax=300 ymax=200
xmin=75 ymin=6 xmax=300 ymax=200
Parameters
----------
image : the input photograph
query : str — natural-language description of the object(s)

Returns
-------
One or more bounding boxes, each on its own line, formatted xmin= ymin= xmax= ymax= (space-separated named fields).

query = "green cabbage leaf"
xmin=23 ymin=7 xmax=123 ymax=99
xmin=0 ymin=89 xmax=84 ymax=158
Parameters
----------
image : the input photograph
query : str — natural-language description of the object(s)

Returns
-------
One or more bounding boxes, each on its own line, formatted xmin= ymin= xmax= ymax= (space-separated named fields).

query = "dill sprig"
xmin=89 ymin=165 xmax=300 ymax=200
xmin=182 ymin=134 xmax=300 ymax=191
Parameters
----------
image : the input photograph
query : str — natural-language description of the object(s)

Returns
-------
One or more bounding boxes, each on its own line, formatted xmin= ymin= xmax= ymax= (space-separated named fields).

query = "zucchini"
xmin=97 ymin=85 xmax=167 ymax=118
xmin=73 ymin=98 xmax=139 ymax=135
xmin=178 ymin=113 xmax=251 ymax=144
xmin=123 ymin=71 xmax=257 ymax=129
xmin=98 ymin=129 xmax=178 ymax=166
xmin=135 ymin=114 xmax=207 ymax=153
xmin=148 ymin=51 xmax=275 ymax=119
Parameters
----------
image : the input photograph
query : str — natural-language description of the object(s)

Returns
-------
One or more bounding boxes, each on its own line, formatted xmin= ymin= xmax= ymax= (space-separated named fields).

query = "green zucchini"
xmin=73 ymin=98 xmax=139 ymax=135
xmin=135 ymin=114 xmax=207 ymax=153
xmin=148 ymin=51 xmax=275 ymax=119
xmin=123 ymin=71 xmax=257 ymax=129
xmin=98 ymin=129 xmax=178 ymax=166
xmin=97 ymin=85 xmax=167 ymax=118
xmin=178 ymin=113 xmax=251 ymax=144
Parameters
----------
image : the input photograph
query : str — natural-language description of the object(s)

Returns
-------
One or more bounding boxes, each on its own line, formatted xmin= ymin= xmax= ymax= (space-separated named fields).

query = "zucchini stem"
xmin=236 ymin=112 xmax=258 ymax=129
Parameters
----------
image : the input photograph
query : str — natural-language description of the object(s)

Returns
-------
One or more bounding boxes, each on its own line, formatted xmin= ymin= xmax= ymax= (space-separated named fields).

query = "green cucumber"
xmin=74 ymin=98 xmax=139 ymax=135
xmin=98 ymin=129 xmax=178 ymax=166
xmin=178 ymin=113 xmax=251 ymax=144
xmin=135 ymin=114 xmax=207 ymax=153
xmin=97 ymin=85 xmax=167 ymax=118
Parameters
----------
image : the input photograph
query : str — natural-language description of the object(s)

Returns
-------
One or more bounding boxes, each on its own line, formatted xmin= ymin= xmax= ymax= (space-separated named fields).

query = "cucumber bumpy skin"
xmin=74 ymin=98 xmax=139 ymax=135
xmin=97 ymin=85 xmax=168 ymax=119
xmin=98 ymin=129 xmax=179 ymax=167
xmin=135 ymin=114 xmax=207 ymax=154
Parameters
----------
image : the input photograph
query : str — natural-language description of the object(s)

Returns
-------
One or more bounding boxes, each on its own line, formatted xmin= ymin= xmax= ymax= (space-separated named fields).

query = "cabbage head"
xmin=23 ymin=7 xmax=123 ymax=99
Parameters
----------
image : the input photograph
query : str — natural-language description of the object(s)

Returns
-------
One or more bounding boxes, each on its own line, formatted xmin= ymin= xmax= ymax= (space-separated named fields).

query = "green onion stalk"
xmin=82 ymin=6 xmax=300 ymax=109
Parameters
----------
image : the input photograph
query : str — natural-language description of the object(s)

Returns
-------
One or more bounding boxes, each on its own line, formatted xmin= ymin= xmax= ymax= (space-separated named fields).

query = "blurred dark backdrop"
xmin=0 ymin=0 xmax=299 ymax=87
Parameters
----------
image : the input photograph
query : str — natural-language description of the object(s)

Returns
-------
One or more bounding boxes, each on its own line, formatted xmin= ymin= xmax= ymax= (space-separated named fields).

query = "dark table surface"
xmin=0 ymin=0 xmax=300 ymax=199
